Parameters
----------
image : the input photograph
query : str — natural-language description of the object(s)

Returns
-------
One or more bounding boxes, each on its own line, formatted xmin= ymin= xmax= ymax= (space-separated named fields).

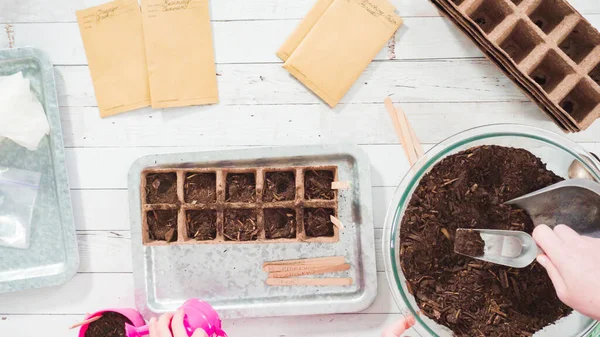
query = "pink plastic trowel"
xmin=126 ymin=299 xmax=227 ymax=337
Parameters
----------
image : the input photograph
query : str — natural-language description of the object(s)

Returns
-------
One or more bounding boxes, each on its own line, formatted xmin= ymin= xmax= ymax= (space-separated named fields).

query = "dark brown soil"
xmin=304 ymin=208 xmax=335 ymax=237
xmin=146 ymin=173 xmax=178 ymax=204
xmin=184 ymin=172 xmax=216 ymax=204
xmin=186 ymin=210 xmax=217 ymax=241
xmin=224 ymin=209 xmax=258 ymax=241
xmin=304 ymin=170 xmax=335 ymax=200
xmin=85 ymin=312 xmax=132 ymax=337
xmin=264 ymin=171 xmax=296 ymax=202
xmin=400 ymin=145 xmax=571 ymax=337
xmin=147 ymin=210 xmax=178 ymax=242
xmin=226 ymin=173 xmax=256 ymax=202
xmin=264 ymin=208 xmax=296 ymax=239
xmin=455 ymin=229 xmax=485 ymax=257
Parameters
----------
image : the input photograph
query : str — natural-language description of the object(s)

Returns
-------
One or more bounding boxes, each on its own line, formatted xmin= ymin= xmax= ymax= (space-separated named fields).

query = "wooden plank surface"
xmin=2 ymin=1 xmax=600 ymax=336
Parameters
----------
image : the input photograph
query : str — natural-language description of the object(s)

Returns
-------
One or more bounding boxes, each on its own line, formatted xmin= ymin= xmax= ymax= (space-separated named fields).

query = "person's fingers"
xmin=381 ymin=316 xmax=415 ymax=337
xmin=171 ymin=310 xmax=187 ymax=337
xmin=149 ymin=317 xmax=159 ymax=337
xmin=191 ymin=329 xmax=209 ymax=337
xmin=533 ymin=225 xmax=564 ymax=263
xmin=536 ymin=254 xmax=569 ymax=303
xmin=157 ymin=313 xmax=175 ymax=337
xmin=553 ymin=224 xmax=580 ymax=243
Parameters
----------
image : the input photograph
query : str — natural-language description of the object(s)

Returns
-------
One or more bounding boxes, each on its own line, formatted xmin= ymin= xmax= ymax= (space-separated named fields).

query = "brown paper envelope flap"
xmin=283 ymin=0 xmax=402 ymax=107
xmin=276 ymin=0 xmax=334 ymax=62
xmin=141 ymin=0 xmax=218 ymax=108
xmin=77 ymin=1 xmax=151 ymax=117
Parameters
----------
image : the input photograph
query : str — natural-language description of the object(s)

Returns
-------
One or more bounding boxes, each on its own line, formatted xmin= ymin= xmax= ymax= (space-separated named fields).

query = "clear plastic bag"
xmin=0 ymin=167 xmax=41 ymax=249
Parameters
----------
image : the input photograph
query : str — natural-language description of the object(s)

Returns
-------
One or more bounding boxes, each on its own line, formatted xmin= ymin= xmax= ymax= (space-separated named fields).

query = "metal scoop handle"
xmin=455 ymin=229 xmax=540 ymax=268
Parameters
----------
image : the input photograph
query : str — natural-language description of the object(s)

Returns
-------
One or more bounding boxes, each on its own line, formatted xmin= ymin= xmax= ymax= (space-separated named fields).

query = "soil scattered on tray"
xmin=304 ymin=208 xmax=335 ymax=237
xmin=186 ymin=210 xmax=217 ymax=241
xmin=224 ymin=209 xmax=258 ymax=241
xmin=304 ymin=170 xmax=335 ymax=200
xmin=454 ymin=229 xmax=485 ymax=257
xmin=147 ymin=210 xmax=178 ymax=242
xmin=400 ymin=145 xmax=570 ymax=337
xmin=226 ymin=173 xmax=256 ymax=202
xmin=184 ymin=172 xmax=216 ymax=203
xmin=85 ymin=312 xmax=132 ymax=337
xmin=146 ymin=173 xmax=178 ymax=204
xmin=264 ymin=208 xmax=296 ymax=239
xmin=263 ymin=171 xmax=296 ymax=202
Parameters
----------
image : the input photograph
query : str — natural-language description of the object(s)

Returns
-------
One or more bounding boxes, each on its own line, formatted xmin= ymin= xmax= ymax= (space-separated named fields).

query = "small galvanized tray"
xmin=129 ymin=145 xmax=377 ymax=319
xmin=0 ymin=47 xmax=79 ymax=293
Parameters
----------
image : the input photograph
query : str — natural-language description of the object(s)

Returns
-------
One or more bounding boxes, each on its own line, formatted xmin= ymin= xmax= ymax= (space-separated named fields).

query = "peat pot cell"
xmin=263 ymin=171 xmax=296 ymax=202
xmin=528 ymin=0 xmax=573 ymax=35
xmin=145 ymin=172 xmax=178 ymax=204
xmin=84 ymin=312 xmax=132 ymax=337
xmin=468 ymin=0 xmax=511 ymax=34
xmin=304 ymin=169 xmax=335 ymax=200
xmin=590 ymin=63 xmax=600 ymax=85
xmin=264 ymin=208 xmax=297 ymax=239
xmin=186 ymin=210 xmax=217 ymax=241
xmin=225 ymin=173 xmax=256 ymax=202
xmin=529 ymin=49 xmax=574 ymax=94
xmin=223 ymin=209 xmax=258 ymax=241
xmin=304 ymin=208 xmax=335 ymax=238
xmin=184 ymin=172 xmax=217 ymax=204
xmin=147 ymin=210 xmax=178 ymax=242
xmin=559 ymin=21 xmax=600 ymax=64
xmin=499 ymin=20 xmax=543 ymax=64
xmin=560 ymin=80 xmax=600 ymax=122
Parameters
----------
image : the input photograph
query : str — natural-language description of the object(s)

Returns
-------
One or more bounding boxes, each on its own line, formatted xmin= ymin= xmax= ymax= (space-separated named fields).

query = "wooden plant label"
xmin=331 ymin=181 xmax=350 ymax=189
xmin=263 ymin=256 xmax=345 ymax=267
xmin=266 ymin=277 xmax=353 ymax=286
xmin=269 ymin=263 xmax=350 ymax=278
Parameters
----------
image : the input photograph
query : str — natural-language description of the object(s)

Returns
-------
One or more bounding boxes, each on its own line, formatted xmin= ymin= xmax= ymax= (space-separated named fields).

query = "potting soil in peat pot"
xmin=85 ymin=312 xmax=132 ymax=337
xmin=400 ymin=145 xmax=572 ymax=337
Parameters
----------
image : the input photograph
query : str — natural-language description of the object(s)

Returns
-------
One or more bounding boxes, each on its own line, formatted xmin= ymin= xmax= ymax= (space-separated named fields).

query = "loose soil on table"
xmin=264 ymin=208 xmax=296 ymax=239
xmin=147 ymin=210 xmax=178 ymax=242
xmin=304 ymin=170 xmax=335 ymax=200
xmin=400 ymin=145 xmax=571 ymax=337
xmin=263 ymin=171 xmax=296 ymax=202
xmin=224 ymin=209 xmax=258 ymax=241
xmin=304 ymin=208 xmax=335 ymax=237
xmin=226 ymin=173 xmax=256 ymax=202
xmin=454 ymin=229 xmax=485 ymax=257
xmin=146 ymin=173 xmax=178 ymax=204
xmin=184 ymin=172 xmax=216 ymax=203
xmin=85 ymin=312 xmax=132 ymax=337
xmin=186 ymin=210 xmax=217 ymax=241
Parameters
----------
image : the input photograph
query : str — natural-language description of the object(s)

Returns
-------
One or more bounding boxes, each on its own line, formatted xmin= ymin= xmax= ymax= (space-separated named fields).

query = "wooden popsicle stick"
xmin=405 ymin=110 xmax=424 ymax=159
xmin=266 ymin=277 xmax=353 ymax=286
xmin=263 ymin=256 xmax=345 ymax=267
xmin=330 ymin=215 xmax=344 ymax=230
xmin=269 ymin=263 xmax=351 ymax=278
xmin=384 ymin=98 xmax=419 ymax=165
xmin=331 ymin=181 xmax=350 ymax=189
xmin=263 ymin=263 xmax=338 ymax=273
xmin=69 ymin=315 xmax=101 ymax=329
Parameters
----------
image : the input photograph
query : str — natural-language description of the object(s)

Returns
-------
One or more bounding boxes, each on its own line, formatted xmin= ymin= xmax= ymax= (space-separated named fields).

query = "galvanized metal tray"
xmin=0 ymin=47 xmax=79 ymax=293
xmin=129 ymin=145 xmax=377 ymax=319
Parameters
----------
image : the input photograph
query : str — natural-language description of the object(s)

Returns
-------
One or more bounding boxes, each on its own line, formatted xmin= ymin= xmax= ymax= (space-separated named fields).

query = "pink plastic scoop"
xmin=126 ymin=299 xmax=227 ymax=337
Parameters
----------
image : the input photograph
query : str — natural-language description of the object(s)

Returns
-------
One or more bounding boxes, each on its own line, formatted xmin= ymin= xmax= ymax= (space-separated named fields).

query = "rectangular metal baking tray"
xmin=0 ymin=47 xmax=79 ymax=293
xmin=129 ymin=145 xmax=377 ymax=319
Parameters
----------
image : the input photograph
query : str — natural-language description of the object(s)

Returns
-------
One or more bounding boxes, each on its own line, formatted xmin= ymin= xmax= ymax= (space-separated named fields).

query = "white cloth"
xmin=0 ymin=72 xmax=50 ymax=150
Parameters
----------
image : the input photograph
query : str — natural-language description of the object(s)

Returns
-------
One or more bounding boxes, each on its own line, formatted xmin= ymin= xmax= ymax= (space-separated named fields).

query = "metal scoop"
xmin=455 ymin=229 xmax=538 ymax=268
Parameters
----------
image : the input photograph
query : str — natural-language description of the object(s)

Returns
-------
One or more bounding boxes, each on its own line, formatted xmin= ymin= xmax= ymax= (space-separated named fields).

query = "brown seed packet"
xmin=140 ymin=0 xmax=219 ymax=108
xmin=281 ymin=0 xmax=402 ymax=107
xmin=76 ymin=1 xmax=151 ymax=117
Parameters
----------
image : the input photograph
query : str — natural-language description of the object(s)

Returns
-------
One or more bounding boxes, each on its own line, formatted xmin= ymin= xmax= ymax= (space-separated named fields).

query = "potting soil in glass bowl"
xmin=383 ymin=124 xmax=600 ymax=337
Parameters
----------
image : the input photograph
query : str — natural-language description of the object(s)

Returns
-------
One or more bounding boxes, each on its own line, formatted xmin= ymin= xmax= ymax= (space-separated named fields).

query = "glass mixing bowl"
xmin=382 ymin=124 xmax=600 ymax=337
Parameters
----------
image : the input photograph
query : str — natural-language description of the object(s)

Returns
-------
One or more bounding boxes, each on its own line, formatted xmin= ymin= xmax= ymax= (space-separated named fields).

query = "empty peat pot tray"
xmin=128 ymin=146 xmax=377 ymax=319
xmin=140 ymin=166 xmax=340 ymax=245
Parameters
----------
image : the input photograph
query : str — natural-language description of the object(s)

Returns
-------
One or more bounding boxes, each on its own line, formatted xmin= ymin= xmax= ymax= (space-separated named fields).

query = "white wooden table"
xmin=1 ymin=1 xmax=600 ymax=336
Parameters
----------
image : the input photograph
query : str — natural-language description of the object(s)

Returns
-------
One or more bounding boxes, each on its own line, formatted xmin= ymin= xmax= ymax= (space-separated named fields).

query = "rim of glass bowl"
xmin=382 ymin=124 xmax=600 ymax=337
